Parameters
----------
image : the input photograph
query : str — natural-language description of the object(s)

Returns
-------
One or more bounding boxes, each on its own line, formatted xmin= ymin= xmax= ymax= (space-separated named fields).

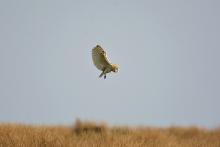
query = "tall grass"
xmin=0 ymin=121 xmax=220 ymax=147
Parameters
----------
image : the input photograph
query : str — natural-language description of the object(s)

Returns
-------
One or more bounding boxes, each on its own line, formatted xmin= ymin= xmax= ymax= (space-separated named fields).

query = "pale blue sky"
xmin=0 ymin=0 xmax=220 ymax=128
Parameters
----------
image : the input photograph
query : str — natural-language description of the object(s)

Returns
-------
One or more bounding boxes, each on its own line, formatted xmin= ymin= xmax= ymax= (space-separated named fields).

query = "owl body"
xmin=92 ymin=45 xmax=118 ymax=79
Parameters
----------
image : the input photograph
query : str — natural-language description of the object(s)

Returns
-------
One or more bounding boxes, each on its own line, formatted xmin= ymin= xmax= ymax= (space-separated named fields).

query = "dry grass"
xmin=0 ymin=121 xmax=220 ymax=147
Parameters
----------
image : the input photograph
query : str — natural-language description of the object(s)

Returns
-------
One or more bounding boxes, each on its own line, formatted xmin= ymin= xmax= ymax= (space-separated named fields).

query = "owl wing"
xmin=92 ymin=45 xmax=111 ymax=71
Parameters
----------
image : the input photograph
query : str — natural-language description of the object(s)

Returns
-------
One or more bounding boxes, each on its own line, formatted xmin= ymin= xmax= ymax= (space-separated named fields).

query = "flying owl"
xmin=92 ymin=45 xmax=119 ymax=79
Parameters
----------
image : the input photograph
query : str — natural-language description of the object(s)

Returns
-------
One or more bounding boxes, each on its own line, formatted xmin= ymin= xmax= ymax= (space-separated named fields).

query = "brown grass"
xmin=0 ymin=121 xmax=220 ymax=147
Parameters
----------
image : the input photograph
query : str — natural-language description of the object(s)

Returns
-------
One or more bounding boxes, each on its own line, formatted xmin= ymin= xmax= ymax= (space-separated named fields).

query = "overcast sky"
xmin=0 ymin=0 xmax=220 ymax=128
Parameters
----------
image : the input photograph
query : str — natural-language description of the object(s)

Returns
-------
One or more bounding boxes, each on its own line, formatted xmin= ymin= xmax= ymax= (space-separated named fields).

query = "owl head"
xmin=111 ymin=64 xmax=119 ymax=73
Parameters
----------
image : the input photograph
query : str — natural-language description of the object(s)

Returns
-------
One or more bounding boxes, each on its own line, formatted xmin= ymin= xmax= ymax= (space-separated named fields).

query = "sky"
xmin=0 ymin=0 xmax=220 ymax=128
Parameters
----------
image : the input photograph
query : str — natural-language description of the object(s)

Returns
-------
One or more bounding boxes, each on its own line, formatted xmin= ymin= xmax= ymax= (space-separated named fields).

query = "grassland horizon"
xmin=0 ymin=120 xmax=220 ymax=147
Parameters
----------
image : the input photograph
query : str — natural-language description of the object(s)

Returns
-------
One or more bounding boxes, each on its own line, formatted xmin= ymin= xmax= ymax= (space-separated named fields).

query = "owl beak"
xmin=114 ymin=68 xmax=118 ymax=73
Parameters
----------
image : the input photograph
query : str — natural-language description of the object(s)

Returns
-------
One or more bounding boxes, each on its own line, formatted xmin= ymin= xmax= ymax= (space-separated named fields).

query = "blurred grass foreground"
xmin=0 ymin=120 xmax=220 ymax=147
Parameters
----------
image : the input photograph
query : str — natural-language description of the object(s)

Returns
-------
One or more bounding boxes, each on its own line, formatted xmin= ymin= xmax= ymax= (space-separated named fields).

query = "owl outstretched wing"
xmin=92 ymin=45 xmax=111 ymax=71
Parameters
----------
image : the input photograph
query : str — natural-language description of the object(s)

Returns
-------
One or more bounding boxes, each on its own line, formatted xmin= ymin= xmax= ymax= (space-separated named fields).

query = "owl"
xmin=92 ymin=45 xmax=119 ymax=79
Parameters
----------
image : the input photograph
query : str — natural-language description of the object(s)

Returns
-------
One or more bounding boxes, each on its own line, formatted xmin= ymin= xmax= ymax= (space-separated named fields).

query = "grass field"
xmin=0 ymin=120 xmax=220 ymax=147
